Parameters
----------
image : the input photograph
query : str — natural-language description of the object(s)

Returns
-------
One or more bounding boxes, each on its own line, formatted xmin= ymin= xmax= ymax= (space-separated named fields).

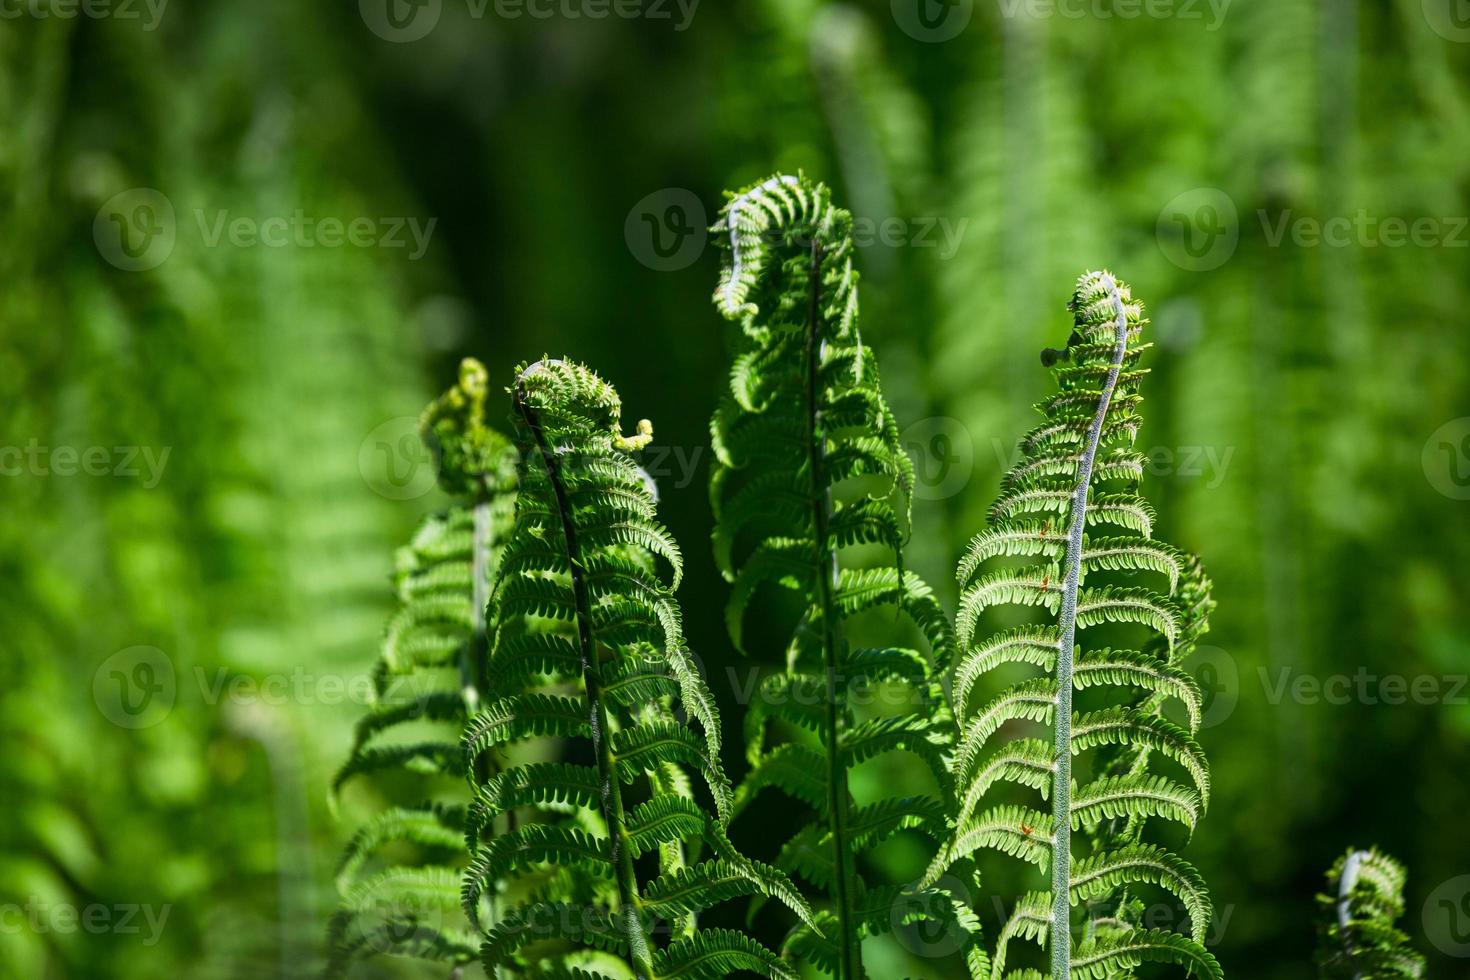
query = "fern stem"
xmin=1050 ymin=272 xmax=1132 ymax=980
xmin=805 ymin=240 xmax=862 ymax=980
xmin=464 ymin=500 xmax=491 ymax=714
xmin=1336 ymin=849 xmax=1368 ymax=980
xmin=515 ymin=380 xmax=657 ymax=980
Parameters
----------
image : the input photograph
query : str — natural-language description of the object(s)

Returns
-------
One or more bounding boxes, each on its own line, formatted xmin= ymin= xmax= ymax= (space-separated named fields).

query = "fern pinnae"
xmin=1315 ymin=847 xmax=1425 ymax=979
xmin=710 ymin=173 xmax=971 ymax=977
xmin=934 ymin=272 xmax=1221 ymax=979
xmin=463 ymin=357 xmax=809 ymax=979
xmin=325 ymin=358 xmax=517 ymax=978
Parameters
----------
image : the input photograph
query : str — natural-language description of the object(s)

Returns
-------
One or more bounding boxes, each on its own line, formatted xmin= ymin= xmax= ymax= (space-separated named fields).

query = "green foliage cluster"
xmin=328 ymin=178 xmax=1242 ymax=980
xmin=1315 ymin=849 xmax=1426 ymax=980
xmin=709 ymin=174 xmax=974 ymax=975
xmin=7 ymin=4 xmax=1468 ymax=979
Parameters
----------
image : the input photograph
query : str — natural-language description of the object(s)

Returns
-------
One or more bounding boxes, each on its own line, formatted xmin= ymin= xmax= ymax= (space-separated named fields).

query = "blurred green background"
xmin=3 ymin=0 xmax=1469 ymax=976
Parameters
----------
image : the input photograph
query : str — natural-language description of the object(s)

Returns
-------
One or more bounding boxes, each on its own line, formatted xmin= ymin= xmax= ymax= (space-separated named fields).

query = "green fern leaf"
xmin=938 ymin=273 xmax=1220 ymax=978
xmin=326 ymin=359 xmax=515 ymax=977
xmin=463 ymin=357 xmax=808 ymax=978
xmin=709 ymin=173 xmax=960 ymax=977
xmin=1316 ymin=848 xmax=1426 ymax=978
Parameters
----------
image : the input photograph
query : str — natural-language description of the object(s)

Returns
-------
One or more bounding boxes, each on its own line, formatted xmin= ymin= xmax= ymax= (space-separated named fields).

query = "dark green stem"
xmin=805 ymin=241 xmax=861 ymax=980
xmin=516 ymin=381 xmax=656 ymax=980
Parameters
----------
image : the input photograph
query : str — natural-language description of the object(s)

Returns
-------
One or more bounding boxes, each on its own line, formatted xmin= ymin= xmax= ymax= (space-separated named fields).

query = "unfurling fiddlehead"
xmin=1316 ymin=848 xmax=1425 ymax=979
xmin=326 ymin=357 xmax=518 ymax=976
xmin=462 ymin=357 xmax=813 ymax=978
xmin=925 ymin=272 xmax=1222 ymax=979
xmin=711 ymin=174 xmax=977 ymax=978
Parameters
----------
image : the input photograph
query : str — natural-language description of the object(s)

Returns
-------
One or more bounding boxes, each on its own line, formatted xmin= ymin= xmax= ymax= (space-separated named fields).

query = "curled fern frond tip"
xmin=421 ymin=355 xmax=516 ymax=496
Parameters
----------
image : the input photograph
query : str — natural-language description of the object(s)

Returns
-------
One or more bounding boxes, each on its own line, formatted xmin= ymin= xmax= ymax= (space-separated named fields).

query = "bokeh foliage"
xmin=2 ymin=1 xmax=1467 ymax=977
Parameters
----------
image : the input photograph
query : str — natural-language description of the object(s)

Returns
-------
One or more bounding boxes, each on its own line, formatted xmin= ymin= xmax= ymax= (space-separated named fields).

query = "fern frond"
xmin=709 ymin=173 xmax=956 ymax=977
xmin=939 ymin=273 xmax=1219 ymax=979
xmin=465 ymin=358 xmax=808 ymax=978
xmin=1316 ymin=848 xmax=1426 ymax=978
xmin=325 ymin=867 xmax=478 ymax=978
xmin=327 ymin=359 xmax=516 ymax=977
xmin=1068 ymin=929 xmax=1222 ymax=980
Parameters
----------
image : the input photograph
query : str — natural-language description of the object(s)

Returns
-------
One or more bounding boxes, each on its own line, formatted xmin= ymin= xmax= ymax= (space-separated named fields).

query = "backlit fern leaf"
xmin=464 ymin=357 xmax=811 ymax=979
xmin=928 ymin=273 xmax=1221 ymax=980
xmin=326 ymin=358 xmax=517 ymax=977
xmin=710 ymin=173 xmax=973 ymax=977
xmin=1316 ymin=848 xmax=1425 ymax=979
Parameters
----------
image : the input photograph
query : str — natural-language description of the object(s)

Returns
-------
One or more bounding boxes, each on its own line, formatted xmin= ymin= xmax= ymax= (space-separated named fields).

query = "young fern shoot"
xmin=326 ymin=358 xmax=517 ymax=976
xmin=711 ymin=174 xmax=976 ymax=978
xmin=462 ymin=357 xmax=814 ymax=978
xmin=925 ymin=272 xmax=1222 ymax=979
xmin=1316 ymin=848 xmax=1426 ymax=979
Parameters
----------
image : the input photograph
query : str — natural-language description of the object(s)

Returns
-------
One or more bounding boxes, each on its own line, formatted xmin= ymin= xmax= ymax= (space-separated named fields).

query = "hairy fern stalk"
xmin=1316 ymin=848 xmax=1425 ymax=979
xmin=925 ymin=272 xmax=1222 ymax=979
xmin=710 ymin=173 xmax=978 ymax=978
xmin=462 ymin=357 xmax=814 ymax=978
xmin=327 ymin=358 xmax=517 ymax=976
